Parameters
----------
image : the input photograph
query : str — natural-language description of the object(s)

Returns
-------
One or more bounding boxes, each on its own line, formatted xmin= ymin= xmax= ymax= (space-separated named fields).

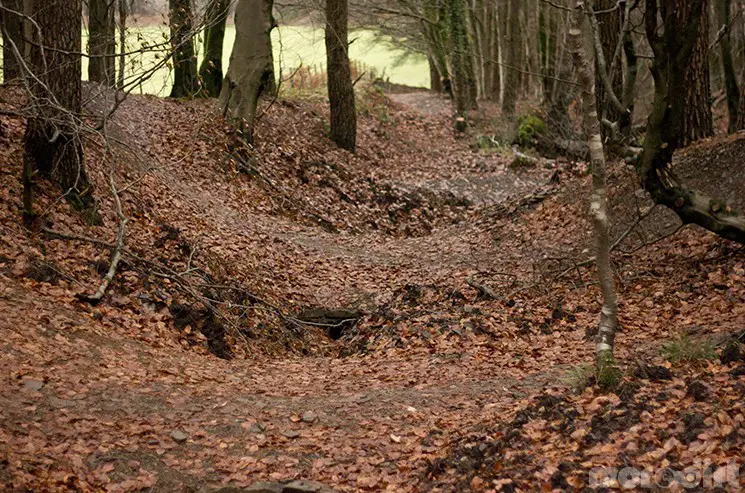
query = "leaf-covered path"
xmin=2 ymin=273 xmax=567 ymax=492
xmin=0 ymin=88 xmax=569 ymax=492
xmin=3 ymin=86 xmax=744 ymax=492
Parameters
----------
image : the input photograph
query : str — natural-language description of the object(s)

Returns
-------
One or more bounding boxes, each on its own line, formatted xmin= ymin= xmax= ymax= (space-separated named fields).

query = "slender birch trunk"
xmin=569 ymin=1 xmax=619 ymax=388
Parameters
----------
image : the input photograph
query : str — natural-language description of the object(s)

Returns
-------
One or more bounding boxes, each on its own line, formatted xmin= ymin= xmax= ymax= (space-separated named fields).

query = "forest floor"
xmin=1 ymin=84 xmax=745 ymax=492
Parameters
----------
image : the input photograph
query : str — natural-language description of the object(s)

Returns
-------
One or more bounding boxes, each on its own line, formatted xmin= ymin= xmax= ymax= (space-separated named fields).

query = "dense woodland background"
xmin=1 ymin=0 xmax=745 ymax=492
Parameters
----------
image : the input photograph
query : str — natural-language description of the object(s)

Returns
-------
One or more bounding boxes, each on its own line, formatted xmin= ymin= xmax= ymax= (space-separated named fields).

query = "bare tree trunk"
xmin=1 ymin=0 xmax=24 ymax=81
xmin=716 ymin=0 xmax=740 ymax=132
xmin=545 ymin=20 xmax=573 ymax=135
xmin=219 ymin=0 xmax=274 ymax=144
xmin=117 ymin=0 xmax=126 ymax=89
xmin=502 ymin=0 xmax=520 ymax=115
xmin=325 ymin=0 xmax=357 ymax=151
xmin=516 ymin=1 xmax=527 ymax=95
xmin=448 ymin=0 xmax=477 ymax=114
xmin=640 ymin=0 xmax=745 ymax=243
xmin=739 ymin=82 xmax=745 ymax=130
xmin=539 ymin=1 xmax=554 ymax=104
xmin=469 ymin=0 xmax=486 ymax=100
xmin=570 ymin=1 xmax=619 ymax=387
xmin=491 ymin=0 xmax=502 ymax=101
xmin=422 ymin=9 xmax=450 ymax=97
xmin=89 ymin=0 xmax=117 ymax=85
xmin=678 ymin=0 xmax=714 ymax=146
xmin=169 ymin=0 xmax=198 ymax=98
xmin=199 ymin=0 xmax=230 ymax=97
xmin=22 ymin=0 xmax=33 ymax=61
xmin=482 ymin=0 xmax=493 ymax=99
xmin=24 ymin=0 xmax=95 ymax=217
xmin=422 ymin=19 xmax=441 ymax=92
xmin=525 ymin=0 xmax=540 ymax=99
xmin=593 ymin=0 xmax=622 ymax=139
xmin=428 ymin=54 xmax=442 ymax=92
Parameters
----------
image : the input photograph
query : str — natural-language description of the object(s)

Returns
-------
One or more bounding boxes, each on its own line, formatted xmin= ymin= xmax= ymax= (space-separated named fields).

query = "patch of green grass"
xmin=3 ymin=24 xmax=430 ymax=90
xmin=565 ymin=355 xmax=622 ymax=394
xmin=565 ymin=364 xmax=594 ymax=393
xmin=661 ymin=334 xmax=717 ymax=364
xmin=565 ymin=354 xmax=623 ymax=393
xmin=596 ymin=352 xmax=622 ymax=392
xmin=4 ymin=25 xmax=427 ymax=95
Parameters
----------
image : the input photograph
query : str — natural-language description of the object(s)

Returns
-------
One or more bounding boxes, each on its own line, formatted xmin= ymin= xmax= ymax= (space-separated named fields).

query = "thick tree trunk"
xmin=677 ymin=0 xmax=713 ymax=146
xmin=169 ymin=0 xmax=198 ymax=98
xmin=640 ymin=0 xmax=745 ymax=244
xmin=325 ymin=0 xmax=357 ymax=151
xmin=570 ymin=2 xmax=619 ymax=385
xmin=428 ymin=55 xmax=442 ymax=92
xmin=449 ymin=0 xmax=477 ymax=114
xmin=219 ymin=0 xmax=274 ymax=144
xmin=88 ymin=0 xmax=117 ymax=85
xmin=2 ymin=0 xmax=24 ymax=81
xmin=24 ymin=0 xmax=95 ymax=216
xmin=22 ymin=0 xmax=33 ymax=60
xmin=462 ymin=6 xmax=478 ymax=109
xmin=502 ymin=0 xmax=520 ymax=115
xmin=716 ymin=0 xmax=740 ymax=132
xmin=198 ymin=0 xmax=230 ymax=97
xmin=422 ymin=14 xmax=449 ymax=96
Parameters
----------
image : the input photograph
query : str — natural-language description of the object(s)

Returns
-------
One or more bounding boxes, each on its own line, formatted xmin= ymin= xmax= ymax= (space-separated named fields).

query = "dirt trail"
xmin=0 ymin=91 xmax=567 ymax=492
xmin=388 ymin=93 xmax=452 ymax=118
xmin=1 ymin=273 xmax=566 ymax=492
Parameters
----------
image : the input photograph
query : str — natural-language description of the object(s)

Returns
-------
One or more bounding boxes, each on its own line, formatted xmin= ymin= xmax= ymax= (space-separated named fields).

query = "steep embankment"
xmin=1 ymin=85 xmax=744 ymax=492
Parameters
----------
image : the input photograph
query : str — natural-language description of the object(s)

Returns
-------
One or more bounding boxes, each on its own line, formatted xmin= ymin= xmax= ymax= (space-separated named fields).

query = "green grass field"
xmin=1 ymin=25 xmax=429 ymax=94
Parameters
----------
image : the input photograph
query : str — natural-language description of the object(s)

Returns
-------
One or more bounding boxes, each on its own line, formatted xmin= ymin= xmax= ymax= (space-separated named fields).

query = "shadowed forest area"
xmin=1 ymin=0 xmax=745 ymax=491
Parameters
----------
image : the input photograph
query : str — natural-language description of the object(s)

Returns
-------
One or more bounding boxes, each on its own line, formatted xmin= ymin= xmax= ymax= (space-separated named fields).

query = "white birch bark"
xmin=568 ymin=1 xmax=619 ymax=372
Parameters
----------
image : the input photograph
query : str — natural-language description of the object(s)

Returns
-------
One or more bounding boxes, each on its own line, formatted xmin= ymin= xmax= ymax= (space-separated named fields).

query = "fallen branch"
xmin=552 ymin=138 xmax=589 ymax=159
xmin=80 ymin=217 xmax=128 ymax=303
xmin=510 ymin=148 xmax=541 ymax=168
xmin=42 ymin=227 xmax=252 ymax=348
xmin=466 ymin=276 xmax=500 ymax=300
xmin=482 ymin=186 xmax=559 ymax=224
xmin=291 ymin=317 xmax=358 ymax=328
xmin=80 ymin=170 xmax=128 ymax=304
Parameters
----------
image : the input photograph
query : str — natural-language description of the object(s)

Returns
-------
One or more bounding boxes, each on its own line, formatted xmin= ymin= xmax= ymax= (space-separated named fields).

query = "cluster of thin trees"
xmin=355 ymin=0 xmax=745 ymax=378
xmin=360 ymin=0 xmax=745 ymax=136
xmin=0 ymin=0 xmax=359 ymax=222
